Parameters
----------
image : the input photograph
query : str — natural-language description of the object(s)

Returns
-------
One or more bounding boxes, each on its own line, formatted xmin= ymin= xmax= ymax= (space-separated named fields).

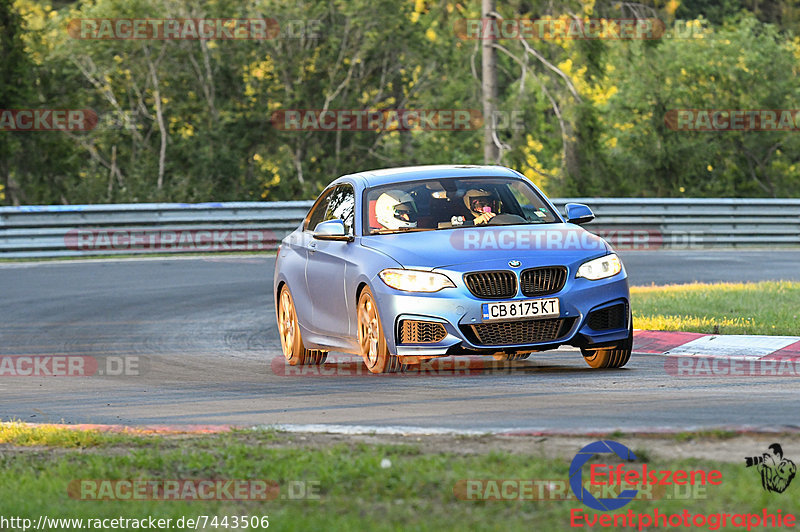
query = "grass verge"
xmin=0 ymin=424 xmax=793 ymax=531
xmin=632 ymin=281 xmax=800 ymax=335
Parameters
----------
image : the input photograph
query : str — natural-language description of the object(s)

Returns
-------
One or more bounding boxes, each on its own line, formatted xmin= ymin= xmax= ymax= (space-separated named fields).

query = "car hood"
xmin=360 ymin=223 xmax=610 ymax=270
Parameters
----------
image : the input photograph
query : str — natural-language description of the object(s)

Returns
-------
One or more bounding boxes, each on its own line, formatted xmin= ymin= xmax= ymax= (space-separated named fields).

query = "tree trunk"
xmin=482 ymin=0 xmax=499 ymax=164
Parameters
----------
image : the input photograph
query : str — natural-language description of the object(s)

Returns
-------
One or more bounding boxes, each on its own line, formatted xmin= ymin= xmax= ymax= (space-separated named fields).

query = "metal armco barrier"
xmin=1 ymin=198 xmax=798 ymax=258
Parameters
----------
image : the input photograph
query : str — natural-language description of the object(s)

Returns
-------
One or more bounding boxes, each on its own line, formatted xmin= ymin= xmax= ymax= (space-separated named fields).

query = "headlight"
xmin=379 ymin=269 xmax=455 ymax=292
xmin=576 ymin=253 xmax=622 ymax=280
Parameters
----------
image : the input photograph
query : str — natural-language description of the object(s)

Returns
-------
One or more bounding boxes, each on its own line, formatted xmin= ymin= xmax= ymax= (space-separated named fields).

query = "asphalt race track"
xmin=1 ymin=250 xmax=799 ymax=432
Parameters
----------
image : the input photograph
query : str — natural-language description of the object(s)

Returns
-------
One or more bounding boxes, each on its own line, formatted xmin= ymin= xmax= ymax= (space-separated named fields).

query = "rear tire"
xmin=277 ymin=286 xmax=328 ymax=366
xmin=357 ymin=287 xmax=404 ymax=374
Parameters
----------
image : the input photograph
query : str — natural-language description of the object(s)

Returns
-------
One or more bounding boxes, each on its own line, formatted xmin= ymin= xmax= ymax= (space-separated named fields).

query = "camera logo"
xmin=745 ymin=443 xmax=796 ymax=494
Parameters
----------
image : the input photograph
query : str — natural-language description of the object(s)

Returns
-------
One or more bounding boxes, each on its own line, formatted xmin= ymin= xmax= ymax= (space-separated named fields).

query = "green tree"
xmin=600 ymin=15 xmax=800 ymax=197
xmin=0 ymin=0 xmax=33 ymax=204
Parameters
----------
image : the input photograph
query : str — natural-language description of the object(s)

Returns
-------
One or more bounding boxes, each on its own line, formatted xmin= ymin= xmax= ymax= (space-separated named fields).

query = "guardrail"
xmin=1 ymin=198 xmax=798 ymax=258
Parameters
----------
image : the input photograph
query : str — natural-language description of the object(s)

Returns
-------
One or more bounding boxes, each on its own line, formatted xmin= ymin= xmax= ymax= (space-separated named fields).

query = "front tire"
xmin=357 ymin=287 xmax=404 ymax=374
xmin=581 ymin=329 xmax=632 ymax=369
xmin=277 ymin=286 xmax=327 ymax=366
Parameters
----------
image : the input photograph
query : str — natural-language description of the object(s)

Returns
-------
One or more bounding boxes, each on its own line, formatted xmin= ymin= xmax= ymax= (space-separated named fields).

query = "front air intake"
xmin=586 ymin=303 xmax=628 ymax=331
xmin=398 ymin=320 xmax=447 ymax=344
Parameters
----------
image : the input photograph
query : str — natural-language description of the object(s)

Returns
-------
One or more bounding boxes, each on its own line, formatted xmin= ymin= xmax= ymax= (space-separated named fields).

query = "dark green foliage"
xmin=2 ymin=0 xmax=800 ymax=205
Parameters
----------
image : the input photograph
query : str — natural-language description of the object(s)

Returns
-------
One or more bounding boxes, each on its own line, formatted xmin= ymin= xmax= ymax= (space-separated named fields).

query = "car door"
xmin=305 ymin=183 xmax=356 ymax=338
xmin=285 ymin=187 xmax=334 ymax=330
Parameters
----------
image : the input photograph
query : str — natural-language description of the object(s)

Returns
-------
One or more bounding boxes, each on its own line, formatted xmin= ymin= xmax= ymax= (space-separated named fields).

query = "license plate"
xmin=481 ymin=298 xmax=559 ymax=321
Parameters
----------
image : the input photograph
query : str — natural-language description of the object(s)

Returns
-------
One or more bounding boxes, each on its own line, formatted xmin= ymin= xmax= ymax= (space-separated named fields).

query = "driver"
xmin=375 ymin=190 xmax=418 ymax=230
xmin=463 ymin=188 xmax=499 ymax=225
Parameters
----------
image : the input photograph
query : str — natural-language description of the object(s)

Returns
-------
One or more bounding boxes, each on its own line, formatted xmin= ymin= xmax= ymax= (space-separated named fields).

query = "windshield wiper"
xmin=369 ymin=227 xmax=435 ymax=235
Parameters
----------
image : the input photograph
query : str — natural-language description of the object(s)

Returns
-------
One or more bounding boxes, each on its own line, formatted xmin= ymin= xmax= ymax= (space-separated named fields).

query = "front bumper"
xmin=370 ymin=271 xmax=630 ymax=358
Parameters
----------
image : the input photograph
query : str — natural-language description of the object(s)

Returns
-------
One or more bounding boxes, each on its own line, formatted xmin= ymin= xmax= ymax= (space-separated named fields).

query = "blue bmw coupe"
xmin=274 ymin=165 xmax=631 ymax=373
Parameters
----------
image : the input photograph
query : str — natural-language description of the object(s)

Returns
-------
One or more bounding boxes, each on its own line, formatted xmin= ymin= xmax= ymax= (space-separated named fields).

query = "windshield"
xmin=363 ymin=177 xmax=559 ymax=235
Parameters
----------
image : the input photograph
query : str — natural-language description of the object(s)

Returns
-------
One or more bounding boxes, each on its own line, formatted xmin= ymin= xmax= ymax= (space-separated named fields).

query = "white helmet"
xmin=375 ymin=190 xmax=417 ymax=230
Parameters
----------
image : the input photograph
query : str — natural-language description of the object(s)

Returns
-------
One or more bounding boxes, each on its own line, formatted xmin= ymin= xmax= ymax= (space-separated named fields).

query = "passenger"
xmin=375 ymin=190 xmax=418 ymax=230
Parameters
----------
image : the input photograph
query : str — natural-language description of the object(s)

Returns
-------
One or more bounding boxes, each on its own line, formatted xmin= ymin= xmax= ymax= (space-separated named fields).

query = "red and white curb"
xmin=634 ymin=330 xmax=800 ymax=360
xmin=635 ymin=331 xmax=800 ymax=376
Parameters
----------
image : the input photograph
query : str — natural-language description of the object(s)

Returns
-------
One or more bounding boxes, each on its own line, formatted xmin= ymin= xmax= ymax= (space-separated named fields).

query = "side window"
xmin=508 ymin=181 xmax=557 ymax=223
xmin=324 ymin=184 xmax=356 ymax=236
xmin=305 ymin=188 xmax=333 ymax=232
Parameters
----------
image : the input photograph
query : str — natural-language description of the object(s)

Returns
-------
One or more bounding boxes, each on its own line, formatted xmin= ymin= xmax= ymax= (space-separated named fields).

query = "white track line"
xmin=662 ymin=335 xmax=799 ymax=358
xmin=256 ymin=424 xmax=490 ymax=436
xmin=253 ymin=423 xmax=798 ymax=436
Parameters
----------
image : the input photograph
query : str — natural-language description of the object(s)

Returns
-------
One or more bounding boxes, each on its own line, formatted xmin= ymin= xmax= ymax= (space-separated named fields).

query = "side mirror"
xmin=565 ymin=203 xmax=595 ymax=225
xmin=313 ymin=219 xmax=353 ymax=241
